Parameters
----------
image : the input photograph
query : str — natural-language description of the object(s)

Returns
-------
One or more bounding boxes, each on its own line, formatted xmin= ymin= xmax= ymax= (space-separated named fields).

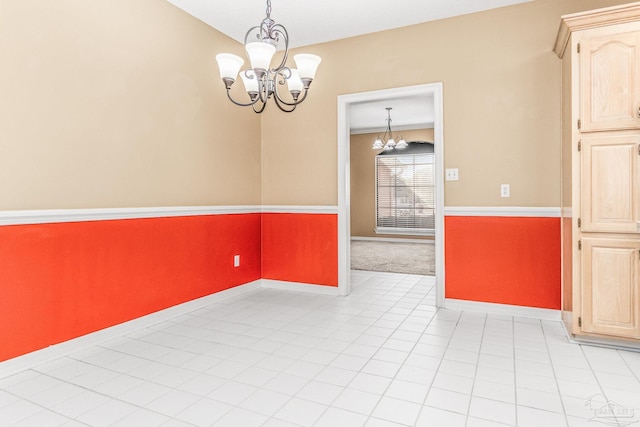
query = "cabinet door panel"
xmin=582 ymin=133 xmax=640 ymax=233
xmin=580 ymin=31 xmax=640 ymax=132
xmin=581 ymin=237 xmax=640 ymax=338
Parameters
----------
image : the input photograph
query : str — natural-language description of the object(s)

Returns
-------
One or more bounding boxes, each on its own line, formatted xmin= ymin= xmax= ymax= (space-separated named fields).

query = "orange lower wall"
xmin=445 ymin=216 xmax=561 ymax=309
xmin=2 ymin=211 xmax=558 ymax=362
xmin=262 ymin=213 xmax=338 ymax=286
xmin=0 ymin=214 xmax=261 ymax=362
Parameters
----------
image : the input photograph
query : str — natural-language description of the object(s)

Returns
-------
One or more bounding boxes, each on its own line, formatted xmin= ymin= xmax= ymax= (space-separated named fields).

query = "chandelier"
xmin=215 ymin=0 xmax=322 ymax=113
xmin=372 ymin=108 xmax=407 ymax=150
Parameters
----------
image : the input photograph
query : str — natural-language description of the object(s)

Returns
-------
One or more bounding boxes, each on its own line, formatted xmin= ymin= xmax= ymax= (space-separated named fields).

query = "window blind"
xmin=376 ymin=154 xmax=435 ymax=231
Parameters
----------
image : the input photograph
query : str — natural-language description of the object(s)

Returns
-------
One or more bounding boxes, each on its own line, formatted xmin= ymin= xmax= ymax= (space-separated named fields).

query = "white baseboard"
xmin=0 ymin=278 xmax=342 ymax=378
xmin=260 ymin=279 xmax=340 ymax=295
xmin=0 ymin=280 xmax=261 ymax=379
xmin=0 ymin=278 xmax=567 ymax=380
xmin=562 ymin=312 xmax=640 ymax=352
xmin=444 ymin=298 xmax=561 ymax=321
xmin=569 ymin=334 xmax=640 ymax=352
xmin=561 ymin=310 xmax=573 ymax=336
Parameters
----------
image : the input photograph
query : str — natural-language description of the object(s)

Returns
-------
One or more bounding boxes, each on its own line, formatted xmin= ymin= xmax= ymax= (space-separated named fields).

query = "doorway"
xmin=350 ymin=125 xmax=435 ymax=276
xmin=337 ymin=83 xmax=444 ymax=306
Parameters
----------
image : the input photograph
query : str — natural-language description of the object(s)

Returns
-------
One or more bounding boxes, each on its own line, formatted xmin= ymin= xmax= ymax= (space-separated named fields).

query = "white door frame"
xmin=337 ymin=83 xmax=445 ymax=306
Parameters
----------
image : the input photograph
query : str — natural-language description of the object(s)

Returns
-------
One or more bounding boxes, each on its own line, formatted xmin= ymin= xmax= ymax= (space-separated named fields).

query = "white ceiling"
xmin=165 ymin=0 xmax=531 ymax=130
xmin=350 ymin=95 xmax=435 ymax=135
xmin=167 ymin=0 xmax=532 ymax=49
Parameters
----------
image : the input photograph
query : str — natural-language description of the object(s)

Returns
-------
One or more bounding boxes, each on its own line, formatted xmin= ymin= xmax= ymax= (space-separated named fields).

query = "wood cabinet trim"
xmin=554 ymin=2 xmax=640 ymax=58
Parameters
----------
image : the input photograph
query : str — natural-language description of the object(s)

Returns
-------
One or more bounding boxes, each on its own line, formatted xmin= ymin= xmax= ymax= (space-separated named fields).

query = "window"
xmin=376 ymin=152 xmax=435 ymax=235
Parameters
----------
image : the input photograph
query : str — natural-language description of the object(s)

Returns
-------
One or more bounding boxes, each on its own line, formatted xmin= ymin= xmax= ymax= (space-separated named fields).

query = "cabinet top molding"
xmin=554 ymin=1 xmax=640 ymax=58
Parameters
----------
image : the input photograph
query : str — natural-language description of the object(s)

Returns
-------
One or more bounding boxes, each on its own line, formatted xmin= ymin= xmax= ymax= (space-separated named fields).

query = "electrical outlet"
xmin=234 ymin=255 xmax=240 ymax=267
xmin=445 ymin=168 xmax=459 ymax=181
xmin=501 ymin=184 xmax=510 ymax=198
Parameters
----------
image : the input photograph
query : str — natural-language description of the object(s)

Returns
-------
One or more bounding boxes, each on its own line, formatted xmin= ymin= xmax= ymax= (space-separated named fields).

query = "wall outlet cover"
xmin=501 ymin=184 xmax=510 ymax=198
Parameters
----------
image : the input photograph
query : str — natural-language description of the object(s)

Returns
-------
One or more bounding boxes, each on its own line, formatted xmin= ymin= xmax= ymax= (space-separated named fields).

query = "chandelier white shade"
xmin=216 ymin=54 xmax=244 ymax=80
xmin=214 ymin=0 xmax=321 ymax=113
xmin=372 ymin=108 xmax=407 ymax=151
xmin=292 ymin=54 xmax=322 ymax=80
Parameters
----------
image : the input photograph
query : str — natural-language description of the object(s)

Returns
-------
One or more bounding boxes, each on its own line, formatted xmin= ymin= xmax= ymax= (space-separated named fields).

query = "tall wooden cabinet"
xmin=555 ymin=2 xmax=640 ymax=343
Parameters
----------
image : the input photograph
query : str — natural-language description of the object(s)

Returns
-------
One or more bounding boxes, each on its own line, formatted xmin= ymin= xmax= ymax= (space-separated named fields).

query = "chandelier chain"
xmin=266 ymin=0 xmax=272 ymax=18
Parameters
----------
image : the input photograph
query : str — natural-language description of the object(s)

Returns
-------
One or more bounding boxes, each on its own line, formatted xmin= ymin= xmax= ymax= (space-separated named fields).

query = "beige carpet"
xmin=350 ymin=240 xmax=435 ymax=275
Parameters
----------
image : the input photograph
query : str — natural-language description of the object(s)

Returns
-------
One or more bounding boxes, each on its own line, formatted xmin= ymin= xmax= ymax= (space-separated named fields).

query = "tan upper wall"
xmin=260 ymin=0 xmax=631 ymax=207
xmin=2 ymin=0 xmax=629 ymax=210
xmin=0 ymin=0 xmax=261 ymax=210
xmin=350 ymin=129 xmax=434 ymax=238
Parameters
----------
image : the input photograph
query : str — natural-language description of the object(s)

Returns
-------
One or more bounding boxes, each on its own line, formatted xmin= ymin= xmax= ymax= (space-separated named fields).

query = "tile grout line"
xmin=463 ymin=311 xmax=488 ymax=427
xmin=357 ymin=274 xmax=441 ymax=426
xmin=351 ymin=276 xmax=431 ymax=425
xmin=7 ymin=271 xmax=631 ymax=427
xmin=542 ymin=319 xmax=571 ymax=427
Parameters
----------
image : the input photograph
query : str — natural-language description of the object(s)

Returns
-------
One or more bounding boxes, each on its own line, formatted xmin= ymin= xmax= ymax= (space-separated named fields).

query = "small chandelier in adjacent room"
xmin=214 ymin=0 xmax=321 ymax=113
xmin=372 ymin=107 xmax=408 ymax=151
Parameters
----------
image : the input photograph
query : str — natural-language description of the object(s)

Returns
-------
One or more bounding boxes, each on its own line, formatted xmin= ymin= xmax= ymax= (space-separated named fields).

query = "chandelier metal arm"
xmin=274 ymin=85 xmax=309 ymax=107
xmin=243 ymin=5 xmax=290 ymax=79
xmin=252 ymin=99 xmax=268 ymax=114
xmin=270 ymin=68 xmax=309 ymax=107
xmin=258 ymin=76 xmax=272 ymax=104
xmin=272 ymin=92 xmax=297 ymax=112
xmin=381 ymin=108 xmax=394 ymax=139
xmin=225 ymin=88 xmax=260 ymax=107
xmin=244 ymin=25 xmax=262 ymax=45
xmin=269 ymin=24 xmax=289 ymax=71
xmin=385 ymin=122 xmax=393 ymax=139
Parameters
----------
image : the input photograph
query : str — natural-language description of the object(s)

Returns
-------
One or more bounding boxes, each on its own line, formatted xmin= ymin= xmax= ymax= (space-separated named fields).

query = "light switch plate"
xmin=445 ymin=168 xmax=459 ymax=181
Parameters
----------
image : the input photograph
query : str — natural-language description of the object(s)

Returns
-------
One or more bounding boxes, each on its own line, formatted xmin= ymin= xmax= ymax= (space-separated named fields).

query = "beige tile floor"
xmin=1 ymin=270 xmax=640 ymax=426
